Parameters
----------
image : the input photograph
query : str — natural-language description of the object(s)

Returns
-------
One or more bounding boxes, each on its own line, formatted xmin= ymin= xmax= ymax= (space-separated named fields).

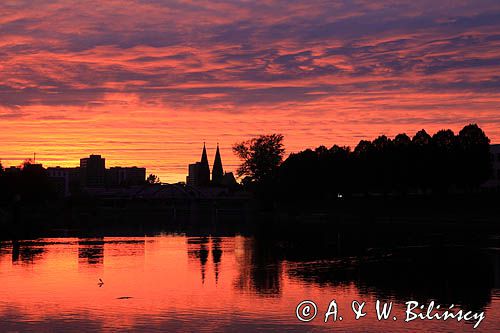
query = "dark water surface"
xmin=0 ymin=231 xmax=498 ymax=332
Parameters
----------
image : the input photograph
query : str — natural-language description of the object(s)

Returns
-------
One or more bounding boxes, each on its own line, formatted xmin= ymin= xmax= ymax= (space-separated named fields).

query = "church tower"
xmin=198 ymin=142 xmax=211 ymax=186
xmin=212 ymin=143 xmax=223 ymax=185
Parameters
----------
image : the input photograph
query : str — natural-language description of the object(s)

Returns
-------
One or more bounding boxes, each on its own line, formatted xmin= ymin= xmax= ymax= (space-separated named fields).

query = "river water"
xmin=0 ymin=232 xmax=498 ymax=332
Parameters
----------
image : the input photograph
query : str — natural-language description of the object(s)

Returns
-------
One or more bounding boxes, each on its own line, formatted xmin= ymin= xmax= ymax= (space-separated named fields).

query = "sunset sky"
xmin=1 ymin=0 xmax=500 ymax=182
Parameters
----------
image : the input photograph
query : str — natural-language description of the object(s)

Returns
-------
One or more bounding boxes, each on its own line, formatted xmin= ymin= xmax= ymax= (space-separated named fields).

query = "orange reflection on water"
xmin=0 ymin=236 xmax=498 ymax=332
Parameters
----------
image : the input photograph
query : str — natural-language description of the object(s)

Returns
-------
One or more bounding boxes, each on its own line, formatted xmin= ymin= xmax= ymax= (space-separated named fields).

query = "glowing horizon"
xmin=1 ymin=1 xmax=500 ymax=182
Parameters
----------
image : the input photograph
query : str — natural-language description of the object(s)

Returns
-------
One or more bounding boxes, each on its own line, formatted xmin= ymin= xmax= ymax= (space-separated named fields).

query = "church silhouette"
xmin=186 ymin=143 xmax=236 ymax=187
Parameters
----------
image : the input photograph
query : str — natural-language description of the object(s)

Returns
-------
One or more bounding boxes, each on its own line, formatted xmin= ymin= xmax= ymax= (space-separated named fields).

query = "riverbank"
xmin=1 ymin=192 xmax=499 ymax=240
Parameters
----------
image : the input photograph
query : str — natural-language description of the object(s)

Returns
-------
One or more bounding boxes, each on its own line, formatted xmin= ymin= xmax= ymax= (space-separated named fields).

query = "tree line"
xmin=0 ymin=160 xmax=54 ymax=203
xmin=233 ymin=124 xmax=492 ymax=202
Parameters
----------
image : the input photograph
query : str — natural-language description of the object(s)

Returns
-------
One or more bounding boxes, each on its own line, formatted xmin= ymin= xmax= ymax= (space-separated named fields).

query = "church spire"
xmin=198 ymin=142 xmax=210 ymax=186
xmin=201 ymin=142 xmax=209 ymax=165
xmin=212 ymin=143 xmax=223 ymax=185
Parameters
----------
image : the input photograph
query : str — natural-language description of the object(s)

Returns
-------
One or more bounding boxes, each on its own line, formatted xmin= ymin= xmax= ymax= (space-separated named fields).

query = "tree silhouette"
xmin=146 ymin=173 xmax=160 ymax=184
xmin=412 ymin=129 xmax=432 ymax=146
xmin=276 ymin=144 xmax=353 ymax=201
xmin=233 ymin=134 xmax=285 ymax=184
xmin=353 ymin=140 xmax=375 ymax=193
xmin=277 ymin=148 xmax=319 ymax=201
xmin=393 ymin=133 xmax=412 ymax=194
xmin=394 ymin=133 xmax=411 ymax=146
xmin=372 ymin=135 xmax=394 ymax=194
xmin=457 ymin=124 xmax=491 ymax=190
xmin=19 ymin=160 xmax=53 ymax=201
xmin=431 ymin=129 xmax=457 ymax=193
xmin=325 ymin=145 xmax=351 ymax=195
xmin=412 ymin=129 xmax=432 ymax=193
xmin=270 ymin=124 xmax=492 ymax=203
